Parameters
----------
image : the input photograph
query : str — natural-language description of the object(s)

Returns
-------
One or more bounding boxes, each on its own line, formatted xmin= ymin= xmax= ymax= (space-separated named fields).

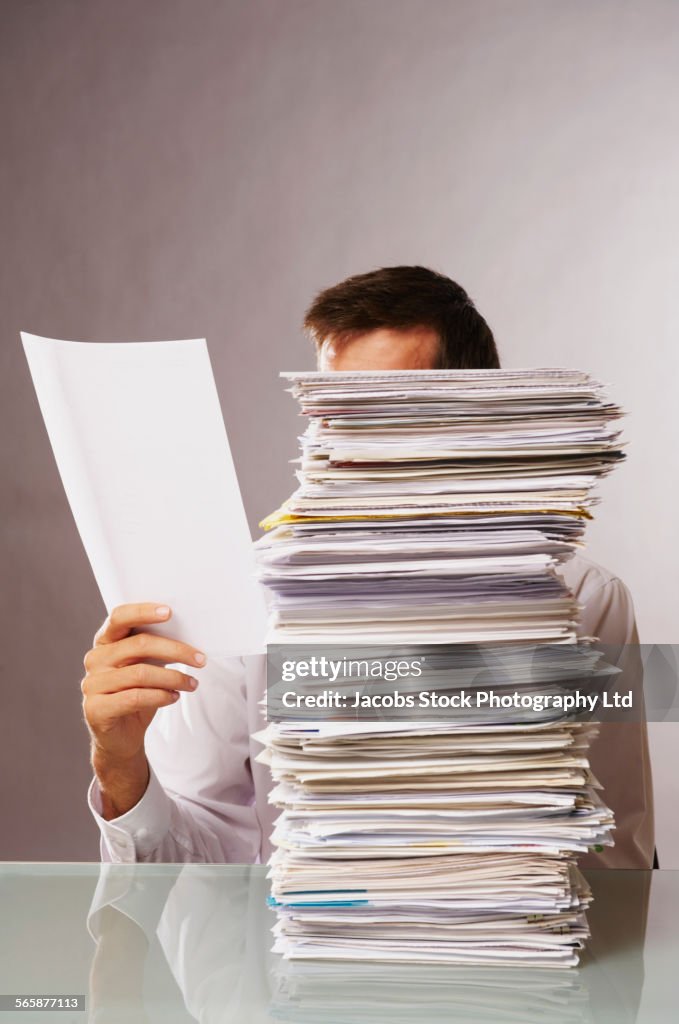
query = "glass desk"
xmin=0 ymin=865 xmax=677 ymax=1023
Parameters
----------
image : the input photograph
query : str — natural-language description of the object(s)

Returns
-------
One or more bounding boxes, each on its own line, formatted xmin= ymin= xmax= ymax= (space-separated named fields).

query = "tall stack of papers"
xmin=257 ymin=370 xmax=623 ymax=645
xmin=255 ymin=369 xmax=624 ymax=966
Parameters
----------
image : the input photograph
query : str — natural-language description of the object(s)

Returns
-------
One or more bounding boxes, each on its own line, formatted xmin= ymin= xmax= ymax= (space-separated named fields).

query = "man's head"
xmin=304 ymin=265 xmax=500 ymax=371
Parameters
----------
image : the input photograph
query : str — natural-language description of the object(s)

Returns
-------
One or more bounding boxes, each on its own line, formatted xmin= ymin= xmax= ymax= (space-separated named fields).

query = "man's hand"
xmin=82 ymin=603 xmax=206 ymax=820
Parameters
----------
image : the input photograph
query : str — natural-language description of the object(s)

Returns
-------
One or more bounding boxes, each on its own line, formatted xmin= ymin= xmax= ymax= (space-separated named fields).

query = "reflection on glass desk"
xmin=0 ymin=864 xmax=677 ymax=1023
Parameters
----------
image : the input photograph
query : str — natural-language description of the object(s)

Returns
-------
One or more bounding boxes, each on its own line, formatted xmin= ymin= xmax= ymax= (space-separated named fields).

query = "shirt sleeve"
xmin=87 ymin=656 xmax=262 ymax=864
xmin=577 ymin=569 xmax=638 ymax=648
xmin=577 ymin=577 xmax=655 ymax=869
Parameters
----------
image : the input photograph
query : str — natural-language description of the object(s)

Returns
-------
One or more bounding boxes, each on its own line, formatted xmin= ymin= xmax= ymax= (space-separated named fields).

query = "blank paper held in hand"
xmin=21 ymin=334 xmax=266 ymax=658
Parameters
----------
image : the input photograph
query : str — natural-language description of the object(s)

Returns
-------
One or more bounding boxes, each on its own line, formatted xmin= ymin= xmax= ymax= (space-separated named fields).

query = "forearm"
xmin=91 ymin=745 xmax=150 ymax=820
xmin=88 ymin=656 xmax=265 ymax=864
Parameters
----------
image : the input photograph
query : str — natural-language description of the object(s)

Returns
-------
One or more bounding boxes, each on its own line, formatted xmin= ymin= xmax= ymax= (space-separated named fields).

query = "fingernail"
xmin=156 ymin=606 xmax=171 ymax=618
xmin=194 ymin=652 xmax=206 ymax=666
xmin=188 ymin=677 xmax=199 ymax=690
xmin=171 ymin=691 xmax=180 ymax=701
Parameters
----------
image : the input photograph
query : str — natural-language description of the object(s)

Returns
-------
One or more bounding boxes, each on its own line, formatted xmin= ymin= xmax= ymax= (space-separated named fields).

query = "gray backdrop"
xmin=1 ymin=0 xmax=678 ymax=861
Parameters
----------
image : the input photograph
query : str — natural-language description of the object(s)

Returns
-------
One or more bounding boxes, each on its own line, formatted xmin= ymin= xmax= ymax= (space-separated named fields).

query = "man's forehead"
xmin=319 ymin=326 xmax=440 ymax=371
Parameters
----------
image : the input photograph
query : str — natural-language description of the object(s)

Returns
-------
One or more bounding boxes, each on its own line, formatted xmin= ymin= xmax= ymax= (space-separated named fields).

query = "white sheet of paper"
xmin=21 ymin=333 xmax=267 ymax=658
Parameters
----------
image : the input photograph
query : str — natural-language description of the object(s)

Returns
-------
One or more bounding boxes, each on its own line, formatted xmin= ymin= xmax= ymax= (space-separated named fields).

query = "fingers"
xmin=85 ymin=633 xmax=206 ymax=672
xmin=94 ymin=603 xmax=172 ymax=646
xmin=86 ymin=688 xmax=181 ymax=727
xmin=83 ymin=606 xmax=202 ymax=744
xmin=82 ymin=664 xmax=199 ymax=697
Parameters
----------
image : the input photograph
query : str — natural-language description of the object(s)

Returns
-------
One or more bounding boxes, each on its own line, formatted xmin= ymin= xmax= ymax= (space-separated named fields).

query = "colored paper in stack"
xmin=254 ymin=368 xmax=624 ymax=966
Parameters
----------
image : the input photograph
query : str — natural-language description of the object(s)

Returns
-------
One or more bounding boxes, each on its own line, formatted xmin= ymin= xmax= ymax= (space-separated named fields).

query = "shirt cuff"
xmin=88 ymin=764 xmax=172 ymax=863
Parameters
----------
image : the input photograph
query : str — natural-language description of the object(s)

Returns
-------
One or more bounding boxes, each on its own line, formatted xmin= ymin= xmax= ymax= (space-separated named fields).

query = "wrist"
xmin=92 ymin=747 xmax=149 ymax=820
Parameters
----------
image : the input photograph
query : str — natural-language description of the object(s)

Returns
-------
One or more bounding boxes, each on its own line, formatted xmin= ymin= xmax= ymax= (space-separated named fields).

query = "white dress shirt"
xmin=88 ymin=554 xmax=654 ymax=867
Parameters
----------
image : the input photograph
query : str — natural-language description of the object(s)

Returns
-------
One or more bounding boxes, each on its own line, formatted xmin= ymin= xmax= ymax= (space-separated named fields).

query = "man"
xmin=82 ymin=266 xmax=654 ymax=867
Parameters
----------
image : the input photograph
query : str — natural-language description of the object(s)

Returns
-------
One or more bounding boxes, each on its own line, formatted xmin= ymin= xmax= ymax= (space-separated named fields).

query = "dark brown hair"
xmin=304 ymin=265 xmax=500 ymax=369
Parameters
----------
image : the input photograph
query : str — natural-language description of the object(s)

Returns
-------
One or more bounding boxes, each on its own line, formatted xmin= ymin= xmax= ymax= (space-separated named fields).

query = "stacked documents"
xmin=255 ymin=369 xmax=623 ymax=966
xmin=257 ymin=370 xmax=623 ymax=645
xmin=258 ymin=716 xmax=612 ymax=966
